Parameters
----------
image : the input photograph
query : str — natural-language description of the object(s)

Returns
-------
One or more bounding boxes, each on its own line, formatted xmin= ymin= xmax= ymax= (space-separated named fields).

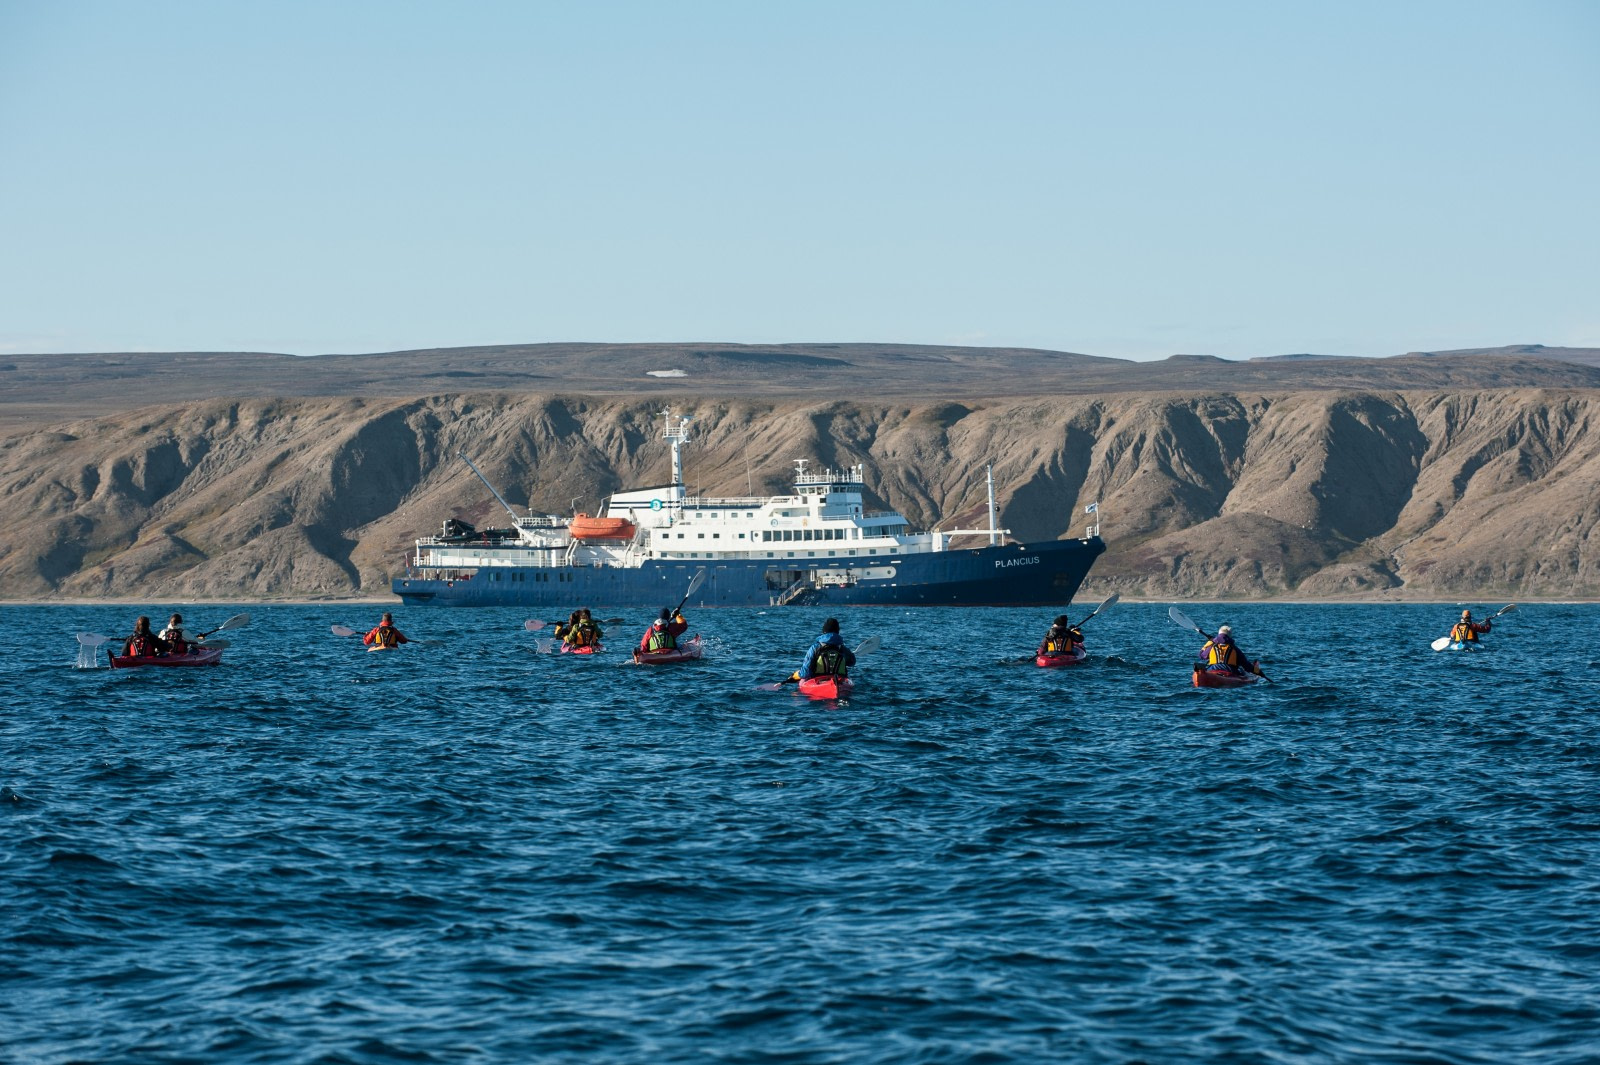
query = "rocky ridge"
xmin=3 ymin=387 xmax=1597 ymax=601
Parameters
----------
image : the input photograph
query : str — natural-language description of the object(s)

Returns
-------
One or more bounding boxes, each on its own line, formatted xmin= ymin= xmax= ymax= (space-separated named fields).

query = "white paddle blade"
xmin=75 ymin=632 xmax=110 ymax=647
xmin=524 ymin=619 xmax=546 ymax=631
xmin=686 ymin=567 xmax=708 ymax=598
xmin=331 ymin=624 xmax=359 ymax=637
xmin=215 ymin=612 xmax=251 ymax=632
xmin=1168 ymin=606 xmax=1200 ymax=633
xmin=855 ymin=635 xmax=882 ymax=656
xmin=1431 ymin=636 xmax=1452 ymax=651
xmin=1493 ymin=603 xmax=1517 ymax=619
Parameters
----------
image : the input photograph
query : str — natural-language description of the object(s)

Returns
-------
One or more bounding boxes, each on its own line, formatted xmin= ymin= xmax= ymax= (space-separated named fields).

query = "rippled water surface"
xmin=6 ymin=602 xmax=1599 ymax=1063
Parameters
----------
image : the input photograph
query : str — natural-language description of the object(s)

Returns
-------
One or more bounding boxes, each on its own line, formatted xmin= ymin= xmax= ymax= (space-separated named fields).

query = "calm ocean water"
xmin=4 ymin=601 xmax=1598 ymax=1064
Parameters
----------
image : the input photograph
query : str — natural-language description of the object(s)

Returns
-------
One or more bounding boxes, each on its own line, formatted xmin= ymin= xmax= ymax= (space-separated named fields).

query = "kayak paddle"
xmin=673 ymin=567 xmax=708 ymax=615
xmin=198 ymin=613 xmax=250 ymax=639
xmin=1168 ymin=606 xmax=1271 ymax=683
xmin=331 ymin=624 xmax=360 ymax=637
xmin=1078 ymin=592 xmax=1120 ymax=626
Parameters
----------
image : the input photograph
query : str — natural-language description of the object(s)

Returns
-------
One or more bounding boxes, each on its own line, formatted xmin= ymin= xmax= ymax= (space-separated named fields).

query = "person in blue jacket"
xmin=794 ymin=617 xmax=856 ymax=680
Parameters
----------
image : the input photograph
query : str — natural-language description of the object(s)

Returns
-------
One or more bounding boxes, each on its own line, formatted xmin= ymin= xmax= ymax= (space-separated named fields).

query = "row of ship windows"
xmin=661 ymin=527 xmax=905 ymax=542
xmin=658 ymin=549 xmax=894 ymax=559
xmin=485 ymin=571 xmax=574 ymax=582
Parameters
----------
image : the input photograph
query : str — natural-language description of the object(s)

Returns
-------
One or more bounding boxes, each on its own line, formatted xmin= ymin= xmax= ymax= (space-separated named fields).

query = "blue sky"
xmin=1 ymin=0 xmax=1596 ymax=360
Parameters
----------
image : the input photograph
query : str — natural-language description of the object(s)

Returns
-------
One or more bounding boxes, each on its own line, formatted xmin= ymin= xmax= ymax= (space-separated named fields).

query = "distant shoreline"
xmin=12 ymin=596 xmax=1595 ymax=607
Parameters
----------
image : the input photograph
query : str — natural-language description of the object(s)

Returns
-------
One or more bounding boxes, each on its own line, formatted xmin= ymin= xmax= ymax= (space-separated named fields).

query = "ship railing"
xmin=772 ymin=577 xmax=815 ymax=607
xmin=678 ymin=494 xmax=770 ymax=509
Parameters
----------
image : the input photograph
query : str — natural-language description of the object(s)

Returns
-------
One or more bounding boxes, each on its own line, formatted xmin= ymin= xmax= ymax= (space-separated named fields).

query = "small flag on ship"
xmin=1085 ymin=501 xmax=1099 ymax=514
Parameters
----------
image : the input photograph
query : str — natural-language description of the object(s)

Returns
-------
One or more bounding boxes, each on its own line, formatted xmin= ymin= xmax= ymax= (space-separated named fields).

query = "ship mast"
xmin=986 ymin=464 xmax=999 ymax=545
xmin=661 ymin=408 xmax=692 ymax=487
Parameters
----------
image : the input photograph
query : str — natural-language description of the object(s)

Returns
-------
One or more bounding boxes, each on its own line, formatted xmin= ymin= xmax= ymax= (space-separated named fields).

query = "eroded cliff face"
xmin=2 ymin=389 xmax=1595 ymax=600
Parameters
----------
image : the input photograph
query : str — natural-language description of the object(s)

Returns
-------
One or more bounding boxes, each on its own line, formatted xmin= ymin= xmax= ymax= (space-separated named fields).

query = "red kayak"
xmin=1035 ymin=648 xmax=1088 ymax=668
xmin=110 ymin=647 xmax=224 ymax=669
xmin=561 ymin=644 xmax=603 ymax=655
xmin=1192 ymin=665 xmax=1258 ymax=689
xmin=633 ymin=634 xmax=703 ymax=666
xmin=797 ymin=675 xmax=854 ymax=699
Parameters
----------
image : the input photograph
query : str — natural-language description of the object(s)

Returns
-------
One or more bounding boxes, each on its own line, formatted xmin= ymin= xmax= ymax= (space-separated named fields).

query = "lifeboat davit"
xmin=569 ymin=514 xmax=637 ymax=540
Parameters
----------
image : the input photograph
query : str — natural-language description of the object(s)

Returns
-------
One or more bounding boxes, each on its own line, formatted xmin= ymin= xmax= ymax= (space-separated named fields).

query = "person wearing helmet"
xmin=159 ymin=612 xmax=191 ymax=655
xmin=1199 ymin=623 xmax=1262 ymax=678
xmin=794 ymin=617 xmax=856 ymax=681
xmin=364 ymin=612 xmax=410 ymax=649
xmin=1448 ymin=609 xmax=1492 ymax=645
xmin=640 ymin=606 xmax=687 ymax=652
xmin=1037 ymin=614 xmax=1085 ymax=656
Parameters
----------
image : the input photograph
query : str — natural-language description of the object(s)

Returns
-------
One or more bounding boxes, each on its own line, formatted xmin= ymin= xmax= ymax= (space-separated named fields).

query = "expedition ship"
xmin=391 ymin=410 xmax=1104 ymax=608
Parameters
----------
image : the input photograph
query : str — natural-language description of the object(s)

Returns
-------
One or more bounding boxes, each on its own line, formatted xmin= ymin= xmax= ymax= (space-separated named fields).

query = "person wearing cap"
xmin=159 ymin=612 xmax=191 ymax=655
xmin=1037 ymin=614 xmax=1084 ymax=656
xmin=364 ymin=612 xmax=410 ymax=649
xmin=794 ymin=617 xmax=856 ymax=681
xmin=639 ymin=606 xmax=687 ymax=652
xmin=1448 ymin=609 xmax=1492 ymax=645
xmin=1199 ymin=624 xmax=1261 ymax=677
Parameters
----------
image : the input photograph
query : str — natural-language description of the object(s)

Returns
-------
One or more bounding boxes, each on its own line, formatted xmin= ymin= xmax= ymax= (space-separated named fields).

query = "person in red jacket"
xmin=364 ymin=612 xmax=411 ymax=649
xmin=639 ymin=607 xmax=687 ymax=652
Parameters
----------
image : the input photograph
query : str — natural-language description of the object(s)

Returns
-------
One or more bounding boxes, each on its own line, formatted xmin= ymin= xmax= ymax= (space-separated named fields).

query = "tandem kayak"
xmin=1192 ymin=665 xmax=1257 ymax=689
xmin=1035 ymin=647 xmax=1088 ymax=668
xmin=797 ymin=675 xmax=854 ymax=699
xmin=109 ymin=647 xmax=224 ymax=669
xmin=561 ymin=644 xmax=603 ymax=655
xmin=633 ymin=634 xmax=703 ymax=666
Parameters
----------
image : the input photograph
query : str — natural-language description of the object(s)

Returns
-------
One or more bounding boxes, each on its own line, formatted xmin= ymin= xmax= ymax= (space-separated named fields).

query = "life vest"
xmin=1206 ymin=638 xmax=1242 ymax=668
xmin=813 ymin=644 xmax=849 ymax=677
xmin=127 ymin=633 xmax=161 ymax=657
xmin=162 ymin=628 xmax=189 ymax=654
xmin=1041 ymin=627 xmax=1082 ymax=653
xmin=570 ymin=621 xmax=599 ymax=647
xmin=645 ymin=623 xmax=677 ymax=651
xmin=1450 ymin=622 xmax=1479 ymax=643
xmin=373 ymin=625 xmax=400 ymax=649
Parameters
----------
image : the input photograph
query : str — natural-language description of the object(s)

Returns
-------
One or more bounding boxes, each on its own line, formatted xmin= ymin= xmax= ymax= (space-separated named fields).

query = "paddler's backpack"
xmin=814 ymin=643 xmax=848 ymax=677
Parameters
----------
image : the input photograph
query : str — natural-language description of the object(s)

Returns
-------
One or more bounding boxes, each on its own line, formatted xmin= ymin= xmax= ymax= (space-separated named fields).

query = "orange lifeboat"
xmin=569 ymin=513 xmax=637 ymax=540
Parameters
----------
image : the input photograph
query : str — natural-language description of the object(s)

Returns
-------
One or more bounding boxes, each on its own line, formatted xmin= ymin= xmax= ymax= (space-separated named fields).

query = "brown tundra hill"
xmin=3 ymin=340 xmax=1599 ymax=600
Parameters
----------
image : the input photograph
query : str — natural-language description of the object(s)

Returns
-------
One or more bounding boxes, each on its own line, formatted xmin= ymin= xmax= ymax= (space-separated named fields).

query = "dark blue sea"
xmin=5 ymin=602 xmax=1598 ymax=1064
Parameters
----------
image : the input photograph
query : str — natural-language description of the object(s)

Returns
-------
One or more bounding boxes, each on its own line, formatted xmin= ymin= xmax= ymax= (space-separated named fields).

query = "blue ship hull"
xmin=392 ymin=537 xmax=1104 ymax=608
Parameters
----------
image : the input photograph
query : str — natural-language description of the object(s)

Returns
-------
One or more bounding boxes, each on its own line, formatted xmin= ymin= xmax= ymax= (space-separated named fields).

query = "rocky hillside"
xmin=2 ymin=388 xmax=1596 ymax=600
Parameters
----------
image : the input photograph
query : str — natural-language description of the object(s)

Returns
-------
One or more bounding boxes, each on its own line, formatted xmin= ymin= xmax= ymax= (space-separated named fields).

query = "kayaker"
xmin=795 ymin=617 xmax=856 ymax=680
xmin=159 ymin=612 xmax=191 ymax=655
xmin=640 ymin=607 xmax=687 ymax=652
xmin=122 ymin=615 xmax=172 ymax=658
xmin=1037 ymin=614 xmax=1084 ymax=656
xmin=364 ymin=612 xmax=411 ymax=649
xmin=1449 ymin=609 xmax=1492 ymax=644
xmin=1199 ymin=624 xmax=1262 ymax=677
xmin=566 ymin=609 xmax=604 ymax=649
xmin=552 ymin=609 xmax=581 ymax=641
